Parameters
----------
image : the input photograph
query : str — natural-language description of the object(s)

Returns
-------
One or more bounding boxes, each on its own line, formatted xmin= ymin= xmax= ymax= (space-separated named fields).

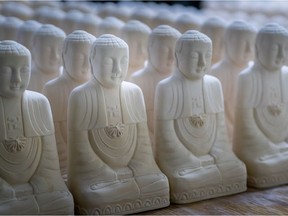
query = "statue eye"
xmin=205 ymin=52 xmax=212 ymax=58
xmin=271 ymin=45 xmax=279 ymax=52
xmin=1 ymin=66 xmax=12 ymax=74
xmin=190 ymin=53 xmax=198 ymax=59
xmin=121 ymin=57 xmax=128 ymax=64
xmin=21 ymin=66 xmax=29 ymax=73
xmin=103 ymin=58 xmax=113 ymax=65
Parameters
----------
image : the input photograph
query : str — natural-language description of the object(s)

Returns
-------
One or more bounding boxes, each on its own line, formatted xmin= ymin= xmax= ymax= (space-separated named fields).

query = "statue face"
xmin=149 ymin=36 xmax=177 ymax=74
xmin=34 ymin=36 xmax=62 ymax=74
xmin=257 ymin=34 xmax=287 ymax=71
xmin=126 ymin=33 xmax=147 ymax=67
xmin=226 ymin=31 xmax=254 ymax=66
xmin=177 ymin=41 xmax=212 ymax=80
xmin=92 ymin=46 xmax=128 ymax=88
xmin=211 ymin=29 xmax=224 ymax=64
xmin=63 ymin=42 xmax=91 ymax=82
xmin=0 ymin=55 xmax=30 ymax=98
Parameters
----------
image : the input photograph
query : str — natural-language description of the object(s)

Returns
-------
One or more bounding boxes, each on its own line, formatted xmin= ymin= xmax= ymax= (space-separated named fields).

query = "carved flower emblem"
xmin=104 ymin=122 xmax=126 ymax=138
xmin=267 ymin=104 xmax=282 ymax=116
xmin=189 ymin=114 xmax=206 ymax=128
xmin=3 ymin=137 xmax=26 ymax=153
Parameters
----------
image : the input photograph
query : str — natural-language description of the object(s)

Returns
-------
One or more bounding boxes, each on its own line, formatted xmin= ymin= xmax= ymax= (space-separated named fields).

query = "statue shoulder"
xmin=23 ymin=91 xmax=54 ymax=136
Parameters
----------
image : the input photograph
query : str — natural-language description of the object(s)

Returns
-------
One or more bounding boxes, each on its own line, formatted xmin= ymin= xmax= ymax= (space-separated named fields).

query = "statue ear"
xmin=255 ymin=44 xmax=259 ymax=60
xmin=62 ymin=52 xmax=66 ymax=69
xmin=175 ymin=51 xmax=179 ymax=68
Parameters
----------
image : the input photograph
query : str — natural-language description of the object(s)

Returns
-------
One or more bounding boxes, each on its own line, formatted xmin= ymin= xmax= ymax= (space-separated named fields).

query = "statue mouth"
xmin=10 ymin=84 xmax=21 ymax=90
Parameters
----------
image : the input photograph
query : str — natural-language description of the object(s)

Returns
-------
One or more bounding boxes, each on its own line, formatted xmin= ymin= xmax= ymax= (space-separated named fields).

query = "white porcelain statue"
xmin=76 ymin=13 xmax=102 ymax=37
xmin=200 ymin=17 xmax=227 ymax=66
xmin=68 ymin=34 xmax=169 ymax=215
xmin=43 ymin=30 xmax=95 ymax=178
xmin=28 ymin=24 xmax=66 ymax=93
xmin=233 ymin=23 xmax=288 ymax=188
xmin=0 ymin=17 xmax=24 ymax=41
xmin=0 ymin=40 xmax=74 ymax=214
xmin=155 ymin=30 xmax=247 ymax=204
xmin=210 ymin=20 xmax=256 ymax=141
xmin=121 ymin=20 xmax=151 ymax=79
xmin=97 ymin=16 xmax=125 ymax=37
xmin=16 ymin=20 xmax=41 ymax=52
xmin=130 ymin=25 xmax=181 ymax=153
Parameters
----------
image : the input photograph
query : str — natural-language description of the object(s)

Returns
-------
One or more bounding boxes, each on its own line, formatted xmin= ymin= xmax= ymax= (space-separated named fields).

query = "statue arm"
xmin=128 ymin=87 xmax=159 ymax=175
xmin=154 ymin=82 xmax=201 ymax=175
xmin=233 ymin=73 xmax=279 ymax=160
xmin=28 ymin=96 xmax=66 ymax=193
xmin=209 ymin=112 xmax=234 ymax=162
xmin=67 ymin=89 xmax=116 ymax=185
xmin=0 ymin=178 xmax=15 ymax=201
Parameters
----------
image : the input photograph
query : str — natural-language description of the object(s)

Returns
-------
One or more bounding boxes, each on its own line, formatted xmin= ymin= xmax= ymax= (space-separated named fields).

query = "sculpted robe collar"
xmin=83 ymin=78 xmax=147 ymax=130
xmin=156 ymin=71 xmax=224 ymax=121
xmin=0 ymin=91 xmax=54 ymax=139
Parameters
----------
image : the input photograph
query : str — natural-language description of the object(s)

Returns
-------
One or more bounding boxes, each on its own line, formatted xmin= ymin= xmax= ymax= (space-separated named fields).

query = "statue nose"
xmin=198 ymin=54 xmax=206 ymax=68
xmin=12 ymin=70 xmax=21 ymax=84
xmin=112 ymin=61 xmax=121 ymax=76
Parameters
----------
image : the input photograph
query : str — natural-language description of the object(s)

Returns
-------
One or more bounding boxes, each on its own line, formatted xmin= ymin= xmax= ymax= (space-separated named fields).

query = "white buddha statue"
xmin=97 ymin=16 xmax=124 ymax=37
xmin=233 ymin=23 xmax=288 ymax=188
xmin=174 ymin=13 xmax=201 ymax=33
xmin=210 ymin=20 xmax=256 ymax=141
xmin=34 ymin=7 xmax=65 ymax=28
xmin=67 ymin=34 xmax=169 ymax=215
xmin=0 ymin=40 xmax=74 ymax=214
xmin=130 ymin=6 xmax=156 ymax=28
xmin=43 ymin=30 xmax=95 ymax=178
xmin=28 ymin=24 xmax=66 ymax=93
xmin=16 ymin=20 xmax=41 ymax=52
xmin=61 ymin=10 xmax=83 ymax=35
xmin=0 ymin=17 xmax=24 ymax=41
xmin=120 ymin=20 xmax=151 ymax=79
xmin=200 ymin=17 xmax=227 ymax=66
xmin=75 ymin=13 xmax=102 ymax=37
xmin=130 ymin=25 xmax=181 ymax=153
xmin=155 ymin=30 xmax=247 ymax=204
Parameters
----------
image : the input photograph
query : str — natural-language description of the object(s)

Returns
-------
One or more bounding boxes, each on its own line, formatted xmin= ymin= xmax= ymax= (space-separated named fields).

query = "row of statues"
xmin=1 ymin=18 xmax=288 ymax=214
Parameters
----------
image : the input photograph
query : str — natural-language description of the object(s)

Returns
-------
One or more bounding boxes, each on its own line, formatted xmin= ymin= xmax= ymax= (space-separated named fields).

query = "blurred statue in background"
xmin=43 ymin=30 xmax=95 ymax=178
xmin=121 ymin=20 xmax=151 ymax=79
xmin=28 ymin=24 xmax=66 ymax=92
xmin=210 ymin=20 xmax=256 ymax=141
xmin=200 ymin=17 xmax=227 ymax=66
xmin=130 ymin=25 xmax=181 ymax=153
xmin=16 ymin=20 xmax=41 ymax=52
xmin=0 ymin=17 xmax=23 ymax=41
xmin=233 ymin=23 xmax=288 ymax=188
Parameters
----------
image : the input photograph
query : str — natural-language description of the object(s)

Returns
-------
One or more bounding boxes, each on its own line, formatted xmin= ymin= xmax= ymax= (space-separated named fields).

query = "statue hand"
xmin=0 ymin=178 xmax=15 ymax=201
xmin=29 ymin=176 xmax=53 ymax=194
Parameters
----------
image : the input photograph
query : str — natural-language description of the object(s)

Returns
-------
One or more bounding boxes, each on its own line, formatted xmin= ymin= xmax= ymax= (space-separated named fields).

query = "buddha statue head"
xmin=148 ymin=25 xmax=181 ymax=75
xmin=0 ymin=40 xmax=30 ymax=98
xmin=224 ymin=20 xmax=256 ymax=67
xmin=16 ymin=20 xmax=41 ymax=52
xmin=32 ymin=24 xmax=66 ymax=75
xmin=121 ymin=20 xmax=151 ymax=73
xmin=76 ymin=13 xmax=102 ymax=37
xmin=97 ymin=16 xmax=124 ymax=37
xmin=175 ymin=30 xmax=212 ymax=80
xmin=62 ymin=30 xmax=95 ymax=83
xmin=255 ymin=23 xmax=288 ymax=72
xmin=90 ymin=34 xmax=128 ymax=88
xmin=0 ymin=17 xmax=24 ymax=41
xmin=201 ymin=17 xmax=227 ymax=65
